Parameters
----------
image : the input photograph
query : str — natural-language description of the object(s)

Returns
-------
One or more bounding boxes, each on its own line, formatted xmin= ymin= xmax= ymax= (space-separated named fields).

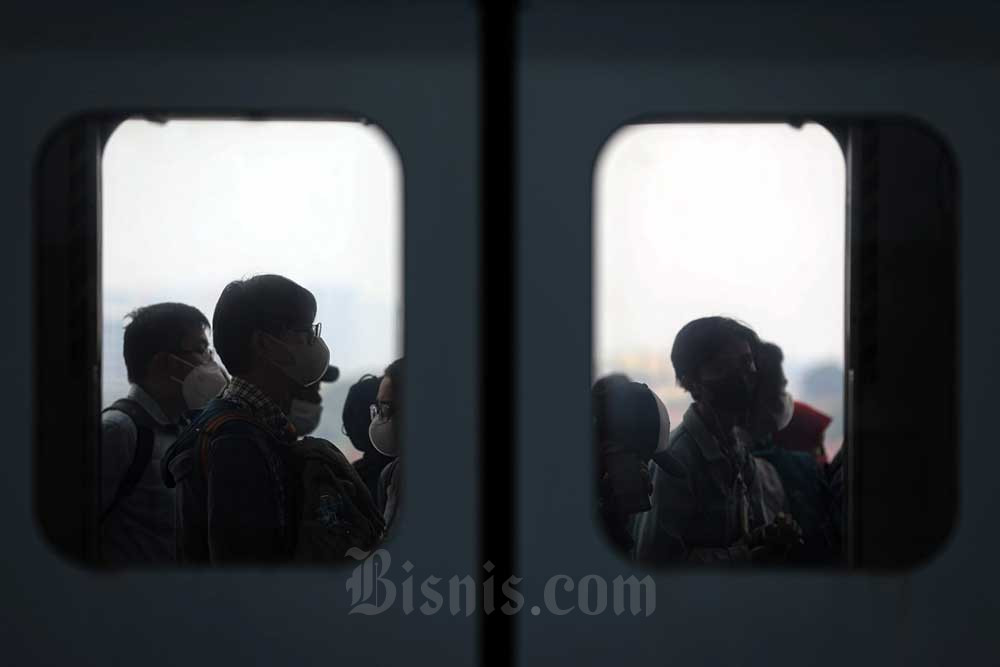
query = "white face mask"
xmin=775 ymin=392 xmax=795 ymax=432
xmin=369 ymin=416 xmax=398 ymax=458
xmin=261 ymin=332 xmax=330 ymax=388
xmin=170 ymin=357 xmax=229 ymax=410
xmin=289 ymin=399 xmax=323 ymax=436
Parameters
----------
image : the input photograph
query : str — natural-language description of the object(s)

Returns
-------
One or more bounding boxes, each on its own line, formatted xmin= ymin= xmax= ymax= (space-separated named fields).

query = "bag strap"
xmin=197 ymin=411 xmax=271 ymax=476
xmin=101 ymin=398 xmax=159 ymax=522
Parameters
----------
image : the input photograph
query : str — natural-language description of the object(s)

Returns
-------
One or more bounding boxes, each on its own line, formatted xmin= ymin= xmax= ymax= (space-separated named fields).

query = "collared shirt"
xmin=100 ymin=384 xmax=180 ymax=566
xmin=221 ymin=377 xmax=297 ymax=443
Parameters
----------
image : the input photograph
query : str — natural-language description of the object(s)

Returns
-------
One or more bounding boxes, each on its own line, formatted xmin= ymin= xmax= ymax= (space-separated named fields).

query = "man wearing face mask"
xmin=592 ymin=374 xmax=670 ymax=554
xmin=370 ymin=358 xmax=403 ymax=533
xmin=748 ymin=342 xmax=838 ymax=565
xmin=162 ymin=275 xmax=333 ymax=563
xmin=634 ymin=317 xmax=801 ymax=565
xmin=101 ymin=302 xmax=226 ymax=566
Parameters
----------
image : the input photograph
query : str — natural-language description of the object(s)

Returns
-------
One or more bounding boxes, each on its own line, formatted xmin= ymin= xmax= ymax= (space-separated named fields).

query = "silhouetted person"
xmin=749 ymin=341 xmax=838 ymax=565
xmin=371 ymin=358 xmax=403 ymax=533
xmin=162 ymin=275 xmax=331 ymax=563
xmin=634 ymin=316 xmax=800 ymax=564
xmin=343 ymin=373 xmax=392 ymax=499
xmin=288 ymin=364 xmax=340 ymax=436
xmin=101 ymin=302 xmax=227 ymax=566
xmin=592 ymin=374 xmax=670 ymax=554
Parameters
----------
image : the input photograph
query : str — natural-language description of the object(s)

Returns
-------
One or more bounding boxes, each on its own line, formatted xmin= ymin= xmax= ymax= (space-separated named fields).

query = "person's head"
xmin=750 ymin=341 xmax=795 ymax=438
xmin=212 ymin=274 xmax=329 ymax=411
xmin=369 ymin=358 xmax=403 ymax=457
xmin=671 ymin=316 xmax=760 ymax=415
xmin=592 ymin=374 xmax=670 ymax=515
xmin=289 ymin=365 xmax=340 ymax=436
xmin=122 ymin=302 xmax=225 ymax=417
xmin=342 ymin=374 xmax=382 ymax=455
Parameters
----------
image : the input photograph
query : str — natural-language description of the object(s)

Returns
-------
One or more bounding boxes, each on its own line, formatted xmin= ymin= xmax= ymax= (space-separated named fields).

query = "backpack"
xmin=290 ymin=436 xmax=385 ymax=562
xmin=193 ymin=405 xmax=385 ymax=562
xmin=101 ymin=398 xmax=157 ymax=522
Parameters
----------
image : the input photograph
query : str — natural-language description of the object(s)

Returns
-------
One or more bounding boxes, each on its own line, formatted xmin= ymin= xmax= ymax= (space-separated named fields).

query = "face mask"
xmin=702 ymin=372 xmax=755 ymax=412
xmin=290 ymin=398 xmax=323 ymax=436
xmin=262 ymin=332 xmax=330 ymax=388
xmin=170 ymin=357 xmax=229 ymax=410
xmin=774 ymin=392 xmax=794 ymax=432
xmin=369 ymin=416 xmax=398 ymax=458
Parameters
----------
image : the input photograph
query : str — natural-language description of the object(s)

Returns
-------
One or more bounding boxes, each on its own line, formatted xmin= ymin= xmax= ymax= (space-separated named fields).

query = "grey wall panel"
xmin=1 ymin=4 xmax=479 ymax=663
xmin=517 ymin=3 xmax=996 ymax=664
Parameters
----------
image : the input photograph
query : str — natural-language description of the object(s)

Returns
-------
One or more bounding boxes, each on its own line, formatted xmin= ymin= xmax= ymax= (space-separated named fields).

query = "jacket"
xmin=633 ymin=405 xmax=786 ymax=564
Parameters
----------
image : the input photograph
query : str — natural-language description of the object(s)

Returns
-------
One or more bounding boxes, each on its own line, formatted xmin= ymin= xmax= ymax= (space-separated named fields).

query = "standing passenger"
xmin=162 ymin=275 xmax=330 ymax=563
xmin=101 ymin=302 xmax=226 ymax=566
xmin=749 ymin=341 xmax=838 ymax=565
xmin=592 ymin=374 xmax=670 ymax=554
xmin=634 ymin=317 xmax=800 ymax=564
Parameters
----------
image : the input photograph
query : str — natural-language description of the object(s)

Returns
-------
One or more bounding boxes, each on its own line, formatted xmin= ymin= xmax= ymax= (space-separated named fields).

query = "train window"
xmin=593 ymin=120 xmax=957 ymax=570
xmin=36 ymin=116 xmax=403 ymax=568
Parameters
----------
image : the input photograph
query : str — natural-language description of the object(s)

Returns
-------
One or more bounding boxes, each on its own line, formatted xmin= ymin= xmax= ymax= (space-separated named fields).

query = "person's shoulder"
xmin=651 ymin=426 xmax=696 ymax=478
xmin=187 ymin=404 xmax=275 ymax=467
xmin=101 ymin=404 xmax=138 ymax=442
xmin=664 ymin=422 xmax=699 ymax=462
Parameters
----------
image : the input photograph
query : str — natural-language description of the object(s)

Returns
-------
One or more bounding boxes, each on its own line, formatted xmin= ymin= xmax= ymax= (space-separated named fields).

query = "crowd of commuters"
xmin=597 ymin=316 xmax=841 ymax=566
xmin=101 ymin=280 xmax=837 ymax=568
xmin=100 ymin=274 xmax=402 ymax=566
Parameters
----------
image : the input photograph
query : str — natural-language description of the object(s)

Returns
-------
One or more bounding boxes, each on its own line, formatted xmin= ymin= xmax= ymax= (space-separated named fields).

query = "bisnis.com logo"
xmin=345 ymin=549 xmax=655 ymax=617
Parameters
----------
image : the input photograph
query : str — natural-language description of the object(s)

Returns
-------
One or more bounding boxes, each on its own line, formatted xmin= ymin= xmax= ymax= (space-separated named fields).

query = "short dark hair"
xmin=212 ymin=274 xmax=317 ymax=375
xmin=122 ymin=303 xmax=210 ymax=383
xmin=670 ymin=316 xmax=760 ymax=393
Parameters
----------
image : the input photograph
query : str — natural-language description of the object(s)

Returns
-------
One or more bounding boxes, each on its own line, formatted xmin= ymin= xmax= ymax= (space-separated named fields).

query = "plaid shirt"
xmin=221 ymin=377 xmax=297 ymax=443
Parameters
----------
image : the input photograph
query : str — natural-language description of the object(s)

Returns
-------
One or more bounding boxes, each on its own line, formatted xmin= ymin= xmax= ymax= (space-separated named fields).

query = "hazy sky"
xmin=101 ymin=119 xmax=402 ymax=453
xmin=595 ymin=122 xmax=846 ymax=383
xmin=102 ymin=119 xmax=843 ymax=447
xmin=102 ymin=119 xmax=402 ymax=374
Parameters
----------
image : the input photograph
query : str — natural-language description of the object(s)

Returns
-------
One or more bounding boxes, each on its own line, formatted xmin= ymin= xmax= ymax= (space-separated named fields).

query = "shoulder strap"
xmin=101 ymin=398 xmax=157 ymax=522
xmin=197 ymin=411 xmax=271 ymax=475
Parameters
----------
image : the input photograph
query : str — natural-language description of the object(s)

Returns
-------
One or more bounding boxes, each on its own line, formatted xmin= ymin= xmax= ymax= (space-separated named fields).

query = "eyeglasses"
xmin=370 ymin=401 xmax=394 ymax=421
xmin=289 ymin=322 xmax=322 ymax=345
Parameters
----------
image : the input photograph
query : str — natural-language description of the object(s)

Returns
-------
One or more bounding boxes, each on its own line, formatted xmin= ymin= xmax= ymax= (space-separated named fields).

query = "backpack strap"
xmin=197 ymin=411 xmax=272 ymax=475
xmin=101 ymin=398 xmax=160 ymax=522
xmin=196 ymin=409 xmax=291 ymax=541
